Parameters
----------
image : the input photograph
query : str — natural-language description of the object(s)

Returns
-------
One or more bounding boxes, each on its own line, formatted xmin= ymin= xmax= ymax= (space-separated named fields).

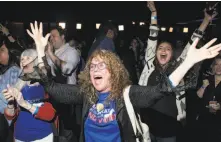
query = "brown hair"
xmin=78 ymin=49 xmax=131 ymax=104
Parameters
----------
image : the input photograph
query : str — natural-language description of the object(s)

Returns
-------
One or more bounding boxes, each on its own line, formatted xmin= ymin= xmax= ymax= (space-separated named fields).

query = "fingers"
xmin=39 ymin=22 xmax=43 ymax=35
xmin=26 ymin=29 xmax=34 ymax=38
xmin=207 ymin=52 xmax=219 ymax=59
xmin=34 ymin=21 xmax=38 ymax=33
xmin=30 ymin=23 xmax=36 ymax=35
xmin=2 ymin=89 xmax=8 ymax=93
xmin=45 ymin=33 xmax=51 ymax=41
xmin=190 ymin=38 xmax=199 ymax=48
xmin=202 ymin=38 xmax=217 ymax=49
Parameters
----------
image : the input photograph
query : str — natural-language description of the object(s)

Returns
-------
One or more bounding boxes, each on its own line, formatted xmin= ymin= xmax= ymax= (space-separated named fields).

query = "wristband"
xmin=201 ymin=86 xmax=207 ymax=89
xmin=33 ymin=107 xmax=39 ymax=116
xmin=151 ymin=16 xmax=157 ymax=20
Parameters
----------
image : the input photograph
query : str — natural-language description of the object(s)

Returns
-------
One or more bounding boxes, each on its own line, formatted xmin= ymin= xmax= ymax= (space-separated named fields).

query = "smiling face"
xmin=90 ymin=56 xmax=111 ymax=93
xmin=20 ymin=56 xmax=35 ymax=74
xmin=156 ymin=42 xmax=173 ymax=66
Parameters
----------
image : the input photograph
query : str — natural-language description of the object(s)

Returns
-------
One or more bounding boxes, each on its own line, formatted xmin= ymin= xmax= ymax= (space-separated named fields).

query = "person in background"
xmin=139 ymin=1 xmax=217 ymax=142
xmin=196 ymin=56 xmax=221 ymax=142
xmin=87 ymin=21 xmax=118 ymax=58
xmin=45 ymin=25 xmax=80 ymax=142
xmin=2 ymin=49 xmax=56 ymax=142
xmin=0 ymin=33 xmax=23 ymax=142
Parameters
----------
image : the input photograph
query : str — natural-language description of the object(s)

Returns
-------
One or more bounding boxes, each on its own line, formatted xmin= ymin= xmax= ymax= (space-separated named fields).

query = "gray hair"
xmin=21 ymin=49 xmax=38 ymax=66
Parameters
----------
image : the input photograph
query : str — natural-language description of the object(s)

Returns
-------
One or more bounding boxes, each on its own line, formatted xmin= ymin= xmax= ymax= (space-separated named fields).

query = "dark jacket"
xmin=37 ymin=67 xmax=173 ymax=142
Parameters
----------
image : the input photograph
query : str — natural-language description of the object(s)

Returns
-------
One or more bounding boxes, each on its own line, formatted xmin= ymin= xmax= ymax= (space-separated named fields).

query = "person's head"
xmin=131 ymin=38 xmax=138 ymax=49
xmin=212 ymin=56 xmax=221 ymax=76
xmin=156 ymin=41 xmax=173 ymax=66
xmin=0 ymin=43 xmax=9 ymax=65
xmin=98 ymin=22 xmax=118 ymax=40
xmin=50 ymin=26 xmax=66 ymax=49
xmin=20 ymin=49 xmax=38 ymax=74
xmin=78 ymin=49 xmax=131 ymax=103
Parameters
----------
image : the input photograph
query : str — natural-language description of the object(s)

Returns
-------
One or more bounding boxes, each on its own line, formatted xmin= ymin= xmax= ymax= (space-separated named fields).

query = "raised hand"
xmin=147 ymin=1 xmax=156 ymax=12
xmin=204 ymin=2 xmax=218 ymax=21
xmin=0 ymin=24 xmax=10 ymax=36
xmin=27 ymin=21 xmax=50 ymax=57
xmin=186 ymin=38 xmax=221 ymax=65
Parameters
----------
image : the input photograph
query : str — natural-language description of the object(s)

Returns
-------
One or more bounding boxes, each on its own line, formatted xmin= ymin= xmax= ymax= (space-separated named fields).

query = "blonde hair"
xmin=78 ymin=49 xmax=131 ymax=104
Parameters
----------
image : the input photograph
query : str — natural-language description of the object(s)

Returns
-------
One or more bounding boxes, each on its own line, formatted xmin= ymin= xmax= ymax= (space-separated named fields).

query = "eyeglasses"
xmin=90 ymin=62 xmax=107 ymax=71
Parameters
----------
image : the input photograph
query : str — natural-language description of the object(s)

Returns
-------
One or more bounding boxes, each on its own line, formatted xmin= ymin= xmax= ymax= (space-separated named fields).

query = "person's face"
xmin=90 ymin=56 xmax=111 ymax=93
xmin=106 ymin=29 xmax=114 ymax=39
xmin=214 ymin=59 xmax=221 ymax=75
xmin=131 ymin=39 xmax=138 ymax=48
xmin=156 ymin=42 xmax=172 ymax=65
xmin=20 ymin=56 xmax=35 ymax=74
xmin=0 ymin=44 xmax=9 ymax=65
xmin=50 ymin=29 xmax=64 ymax=49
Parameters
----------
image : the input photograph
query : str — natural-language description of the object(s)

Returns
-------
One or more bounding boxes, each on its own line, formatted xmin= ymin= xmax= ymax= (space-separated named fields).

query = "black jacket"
xmin=37 ymin=67 xmax=172 ymax=142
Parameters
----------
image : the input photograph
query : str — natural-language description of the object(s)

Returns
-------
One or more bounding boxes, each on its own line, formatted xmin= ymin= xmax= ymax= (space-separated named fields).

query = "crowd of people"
xmin=0 ymin=1 xmax=221 ymax=142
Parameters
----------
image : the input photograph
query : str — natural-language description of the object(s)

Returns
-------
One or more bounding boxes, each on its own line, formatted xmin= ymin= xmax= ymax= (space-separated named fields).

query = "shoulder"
xmin=65 ymin=45 xmax=79 ymax=55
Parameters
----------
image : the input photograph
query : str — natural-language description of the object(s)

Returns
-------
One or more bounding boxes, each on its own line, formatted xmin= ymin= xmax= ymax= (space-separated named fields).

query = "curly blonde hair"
xmin=78 ymin=49 xmax=131 ymax=104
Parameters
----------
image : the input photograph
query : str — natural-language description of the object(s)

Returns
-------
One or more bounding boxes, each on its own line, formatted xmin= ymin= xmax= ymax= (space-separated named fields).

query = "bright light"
xmin=59 ymin=22 xmax=66 ymax=29
xmin=169 ymin=27 xmax=173 ymax=32
xmin=132 ymin=21 xmax=135 ymax=25
xmin=96 ymin=23 xmax=101 ymax=29
xmin=161 ymin=27 xmax=166 ymax=31
xmin=118 ymin=25 xmax=124 ymax=31
xmin=76 ymin=23 xmax=82 ymax=30
xmin=140 ymin=22 xmax=145 ymax=26
xmin=183 ymin=27 xmax=188 ymax=33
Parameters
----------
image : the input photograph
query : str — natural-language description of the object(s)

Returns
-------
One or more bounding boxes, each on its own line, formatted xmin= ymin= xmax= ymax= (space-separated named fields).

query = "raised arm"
xmin=177 ymin=5 xmax=218 ymax=61
xmin=145 ymin=1 xmax=159 ymax=63
xmin=26 ymin=21 xmax=83 ymax=105
xmin=131 ymin=38 xmax=221 ymax=108
xmin=139 ymin=1 xmax=159 ymax=86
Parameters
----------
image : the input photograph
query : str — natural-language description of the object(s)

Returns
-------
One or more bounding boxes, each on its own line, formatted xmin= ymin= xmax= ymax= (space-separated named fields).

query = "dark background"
xmin=0 ymin=1 xmax=220 ymax=49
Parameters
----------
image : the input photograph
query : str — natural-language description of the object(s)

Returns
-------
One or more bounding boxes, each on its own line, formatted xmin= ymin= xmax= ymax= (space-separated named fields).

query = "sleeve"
xmin=144 ymin=25 xmax=159 ymax=64
xmin=129 ymin=84 xmax=169 ymax=108
xmin=37 ymin=66 xmax=83 ymax=105
xmin=34 ymin=102 xmax=56 ymax=121
xmin=62 ymin=48 xmax=80 ymax=76
xmin=177 ymin=29 xmax=204 ymax=61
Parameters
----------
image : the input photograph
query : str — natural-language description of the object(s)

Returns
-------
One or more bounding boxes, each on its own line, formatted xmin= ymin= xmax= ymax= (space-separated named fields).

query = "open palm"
xmin=27 ymin=21 xmax=50 ymax=54
xmin=186 ymin=38 xmax=221 ymax=65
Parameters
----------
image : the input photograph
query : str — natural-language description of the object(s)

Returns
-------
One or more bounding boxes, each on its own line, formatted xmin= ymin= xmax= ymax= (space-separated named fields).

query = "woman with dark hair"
xmin=0 ymin=34 xmax=24 ymax=141
xmin=15 ymin=21 xmax=221 ymax=142
xmin=139 ymin=1 xmax=218 ymax=141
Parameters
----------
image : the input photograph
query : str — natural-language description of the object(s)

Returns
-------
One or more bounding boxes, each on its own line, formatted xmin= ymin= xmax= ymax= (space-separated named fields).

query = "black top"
xmin=198 ymin=75 xmax=221 ymax=124
xmin=36 ymin=65 xmax=174 ymax=142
